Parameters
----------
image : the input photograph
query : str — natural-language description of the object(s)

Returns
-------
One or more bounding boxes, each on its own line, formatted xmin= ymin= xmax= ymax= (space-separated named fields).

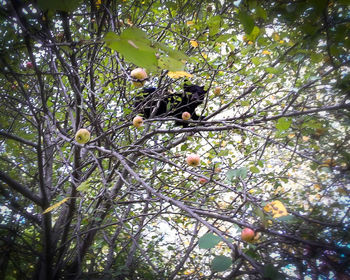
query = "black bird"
xmin=134 ymin=83 xmax=207 ymax=127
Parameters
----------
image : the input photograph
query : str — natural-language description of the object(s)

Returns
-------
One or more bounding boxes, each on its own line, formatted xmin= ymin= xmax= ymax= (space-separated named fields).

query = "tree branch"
xmin=0 ymin=170 xmax=43 ymax=206
xmin=0 ymin=130 xmax=37 ymax=148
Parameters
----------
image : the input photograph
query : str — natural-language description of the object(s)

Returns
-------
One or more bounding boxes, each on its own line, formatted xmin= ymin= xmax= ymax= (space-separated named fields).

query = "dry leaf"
xmin=167 ymin=71 xmax=193 ymax=78
xmin=262 ymin=50 xmax=272 ymax=55
xmin=43 ymin=197 xmax=70 ymax=214
xmin=264 ymin=200 xmax=288 ymax=218
xmin=190 ymin=40 xmax=198 ymax=48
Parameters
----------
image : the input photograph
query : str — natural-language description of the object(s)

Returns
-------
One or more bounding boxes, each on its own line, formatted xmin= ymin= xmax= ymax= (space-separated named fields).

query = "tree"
xmin=0 ymin=0 xmax=349 ymax=279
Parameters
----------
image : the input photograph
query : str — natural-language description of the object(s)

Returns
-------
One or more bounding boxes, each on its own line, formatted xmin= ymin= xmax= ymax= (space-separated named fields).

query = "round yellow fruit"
xmin=133 ymin=116 xmax=143 ymax=128
xmin=75 ymin=128 xmax=91 ymax=144
xmin=130 ymin=68 xmax=148 ymax=88
xmin=182 ymin=112 xmax=191 ymax=121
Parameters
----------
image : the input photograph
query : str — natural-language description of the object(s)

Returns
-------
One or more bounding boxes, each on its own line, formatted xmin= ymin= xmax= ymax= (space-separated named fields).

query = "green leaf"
xmin=301 ymin=23 xmax=318 ymax=35
xmin=154 ymin=42 xmax=189 ymax=60
xmin=276 ymin=215 xmax=298 ymax=224
xmin=120 ymin=28 xmax=148 ymax=42
xmin=251 ymin=57 xmax=261 ymax=66
xmin=253 ymin=205 xmax=269 ymax=227
xmin=246 ymin=26 xmax=260 ymax=42
xmin=181 ymin=144 xmax=188 ymax=151
xmin=208 ymin=15 xmax=222 ymax=36
xmin=238 ymin=11 xmax=255 ymax=34
xmin=250 ymin=166 xmax=260 ymax=173
xmin=263 ymin=264 xmax=283 ymax=280
xmin=77 ymin=178 xmax=93 ymax=192
xmin=226 ymin=167 xmax=248 ymax=180
xmin=104 ymin=31 xmax=158 ymax=71
xmin=256 ymin=6 xmax=267 ymax=20
xmin=241 ymin=100 xmax=250 ymax=106
xmin=211 ymin=255 xmax=232 ymax=272
xmin=301 ymin=119 xmax=322 ymax=129
xmin=276 ymin=117 xmax=292 ymax=131
xmin=218 ymin=150 xmax=229 ymax=156
xmin=158 ymin=56 xmax=185 ymax=71
xmin=265 ymin=67 xmax=281 ymax=74
xmin=216 ymin=34 xmax=234 ymax=42
xmin=198 ymin=233 xmax=221 ymax=249
xmin=244 ymin=247 xmax=258 ymax=258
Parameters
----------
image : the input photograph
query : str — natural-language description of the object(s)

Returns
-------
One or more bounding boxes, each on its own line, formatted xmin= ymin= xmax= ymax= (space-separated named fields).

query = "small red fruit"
xmin=199 ymin=178 xmax=208 ymax=184
xmin=241 ymin=228 xmax=255 ymax=242
xmin=186 ymin=154 xmax=200 ymax=167
xmin=26 ymin=62 xmax=33 ymax=69
xmin=182 ymin=112 xmax=191 ymax=121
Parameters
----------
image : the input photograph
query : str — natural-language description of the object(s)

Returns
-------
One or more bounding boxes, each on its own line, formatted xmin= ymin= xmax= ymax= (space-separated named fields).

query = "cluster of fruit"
xmin=75 ymin=69 xmax=228 ymax=198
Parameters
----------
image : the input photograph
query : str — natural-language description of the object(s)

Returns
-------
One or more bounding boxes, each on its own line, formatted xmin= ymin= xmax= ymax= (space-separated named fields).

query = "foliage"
xmin=0 ymin=0 xmax=349 ymax=279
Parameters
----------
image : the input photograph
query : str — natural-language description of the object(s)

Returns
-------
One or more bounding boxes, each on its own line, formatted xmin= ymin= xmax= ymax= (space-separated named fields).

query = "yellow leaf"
xmin=43 ymin=197 xmax=70 ymax=214
xmin=201 ymin=52 xmax=208 ymax=59
xmin=248 ymin=41 xmax=253 ymax=45
xmin=279 ymin=40 xmax=285 ymax=44
xmin=273 ymin=33 xmax=280 ymax=41
xmin=95 ymin=0 xmax=101 ymax=8
xmin=190 ymin=40 xmax=198 ymax=47
xmin=262 ymin=50 xmax=272 ymax=55
xmin=186 ymin=21 xmax=194 ymax=26
xmin=264 ymin=200 xmax=288 ymax=218
xmin=167 ymin=71 xmax=193 ymax=79
xmin=321 ymin=159 xmax=336 ymax=167
xmin=184 ymin=269 xmax=195 ymax=275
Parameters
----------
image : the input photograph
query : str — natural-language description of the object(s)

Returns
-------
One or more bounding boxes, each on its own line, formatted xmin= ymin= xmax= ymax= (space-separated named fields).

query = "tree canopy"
xmin=0 ymin=0 xmax=350 ymax=279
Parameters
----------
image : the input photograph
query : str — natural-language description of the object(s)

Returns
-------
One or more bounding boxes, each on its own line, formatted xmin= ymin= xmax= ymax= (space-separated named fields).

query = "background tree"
xmin=0 ymin=0 xmax=349 ymax=279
